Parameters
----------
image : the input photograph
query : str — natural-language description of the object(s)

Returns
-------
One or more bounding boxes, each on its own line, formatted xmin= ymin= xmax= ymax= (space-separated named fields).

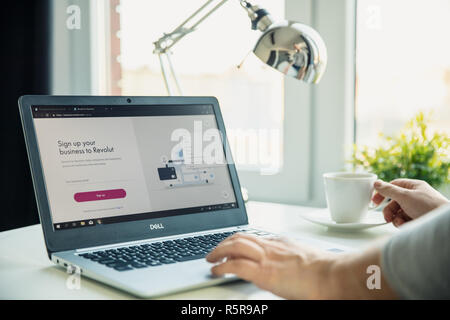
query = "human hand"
xmin=206 ymin=233 xmax=335 ymax=299
xmin=372 ymin=179 xmax=449 ymax=227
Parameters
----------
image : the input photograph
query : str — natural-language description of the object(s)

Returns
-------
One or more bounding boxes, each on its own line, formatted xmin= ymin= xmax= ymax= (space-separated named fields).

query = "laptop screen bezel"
xmin=19 ymin=95 xmax=248 ymax=256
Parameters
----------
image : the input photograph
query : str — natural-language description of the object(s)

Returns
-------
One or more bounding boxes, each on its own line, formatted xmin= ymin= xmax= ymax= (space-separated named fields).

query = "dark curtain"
xmin=0 ymin=1 xmax=50 ymax=231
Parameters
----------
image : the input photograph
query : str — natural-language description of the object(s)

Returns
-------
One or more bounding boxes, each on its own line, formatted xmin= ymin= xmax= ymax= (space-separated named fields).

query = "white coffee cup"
xmin=323 ymin=172 xmax=380 ymax=223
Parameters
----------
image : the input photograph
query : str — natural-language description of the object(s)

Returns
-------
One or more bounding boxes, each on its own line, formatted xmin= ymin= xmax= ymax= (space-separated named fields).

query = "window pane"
xmin=356 ymin=0 xmax=450 ymax=145
xmin=117 ymin=0 xmax=285 ymax=173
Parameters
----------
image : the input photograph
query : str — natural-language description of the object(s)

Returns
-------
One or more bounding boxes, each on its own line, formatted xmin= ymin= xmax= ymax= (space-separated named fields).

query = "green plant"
xmin=351 ymin=112 xmax=450 ymax=188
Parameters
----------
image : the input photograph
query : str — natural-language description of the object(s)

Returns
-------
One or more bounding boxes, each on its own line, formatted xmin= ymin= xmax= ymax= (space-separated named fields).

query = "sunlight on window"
xmin=356 ymin=0 xmax=450 ymax=146
xmin=118 ymin=0 xmax=285 ymax=173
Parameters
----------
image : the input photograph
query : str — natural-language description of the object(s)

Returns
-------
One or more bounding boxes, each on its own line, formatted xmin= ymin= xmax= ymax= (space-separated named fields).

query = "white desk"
xmin=0 ymin=201 xmax=397 ymax=299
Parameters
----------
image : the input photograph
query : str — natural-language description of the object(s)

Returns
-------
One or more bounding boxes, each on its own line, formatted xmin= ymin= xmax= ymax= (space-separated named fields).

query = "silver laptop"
xmin=19 ymin=95 xmax=343 ymax=298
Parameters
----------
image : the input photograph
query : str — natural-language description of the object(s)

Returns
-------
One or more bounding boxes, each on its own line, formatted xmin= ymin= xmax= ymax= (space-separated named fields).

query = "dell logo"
xmin=149 ymin=223 xmax=164 ymax=230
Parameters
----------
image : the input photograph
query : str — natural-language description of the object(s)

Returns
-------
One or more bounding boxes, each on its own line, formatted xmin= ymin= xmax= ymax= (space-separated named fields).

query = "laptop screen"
xmin=31 ymin=105 xmax=238 ymax=231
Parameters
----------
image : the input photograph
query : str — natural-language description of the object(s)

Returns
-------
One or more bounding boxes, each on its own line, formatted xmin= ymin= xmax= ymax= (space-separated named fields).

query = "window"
xmin=116 ymin=0 xmax=285 ymax=174
xmin=356 ymin=0 xmax=450 ymax=146
xmin=54 ymin=0 xmax=356 ymax=205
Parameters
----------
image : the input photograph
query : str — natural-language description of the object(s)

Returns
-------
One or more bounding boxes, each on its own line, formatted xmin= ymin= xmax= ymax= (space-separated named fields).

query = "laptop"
xmin=19 ymin=95 xmax=345 ymax=298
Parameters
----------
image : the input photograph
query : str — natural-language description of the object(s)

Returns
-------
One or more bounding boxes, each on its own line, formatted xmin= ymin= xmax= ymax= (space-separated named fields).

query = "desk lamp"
xmin=153 ymin=0 xmax=327 ymax=95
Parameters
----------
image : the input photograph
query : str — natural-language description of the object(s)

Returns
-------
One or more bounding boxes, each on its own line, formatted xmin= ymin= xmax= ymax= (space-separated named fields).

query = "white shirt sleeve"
xmin=381 ymin=203 xmax=450 ymax=299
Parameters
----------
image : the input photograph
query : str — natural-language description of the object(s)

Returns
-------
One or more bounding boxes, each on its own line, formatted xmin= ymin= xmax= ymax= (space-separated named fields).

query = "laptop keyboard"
xmin=78 ymin=229 xmax=271 ymax=272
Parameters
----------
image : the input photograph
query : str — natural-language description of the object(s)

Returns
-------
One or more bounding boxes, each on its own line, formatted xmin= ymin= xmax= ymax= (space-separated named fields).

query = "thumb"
xmin=374 ymin=180 xmax=409 ymax=201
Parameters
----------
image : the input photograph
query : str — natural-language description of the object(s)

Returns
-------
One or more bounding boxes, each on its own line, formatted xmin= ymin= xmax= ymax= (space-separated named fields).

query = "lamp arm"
xmin=153 ymin=0 xmax=273 ymax=95
xmin=154 ymin=0 xmax=229 ymax=55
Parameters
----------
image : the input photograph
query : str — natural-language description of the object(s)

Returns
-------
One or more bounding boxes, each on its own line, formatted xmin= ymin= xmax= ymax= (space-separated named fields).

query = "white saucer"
xmin=299 ymin=209 xmax=389 ymax=231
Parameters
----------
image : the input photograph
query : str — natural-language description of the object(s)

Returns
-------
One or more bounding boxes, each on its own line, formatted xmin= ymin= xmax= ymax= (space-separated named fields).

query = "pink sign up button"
xmin=74 ymin=189 xmax=126 ymax=202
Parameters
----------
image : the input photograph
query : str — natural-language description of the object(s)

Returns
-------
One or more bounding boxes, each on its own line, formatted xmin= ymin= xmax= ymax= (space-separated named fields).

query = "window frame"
xmin=239 ymin=0 xmax=356 ymax=206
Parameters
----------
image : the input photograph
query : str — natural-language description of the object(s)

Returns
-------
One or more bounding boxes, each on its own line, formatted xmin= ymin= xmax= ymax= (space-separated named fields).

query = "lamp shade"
xmin=253 ymin=21 xmax=327 ymax=84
